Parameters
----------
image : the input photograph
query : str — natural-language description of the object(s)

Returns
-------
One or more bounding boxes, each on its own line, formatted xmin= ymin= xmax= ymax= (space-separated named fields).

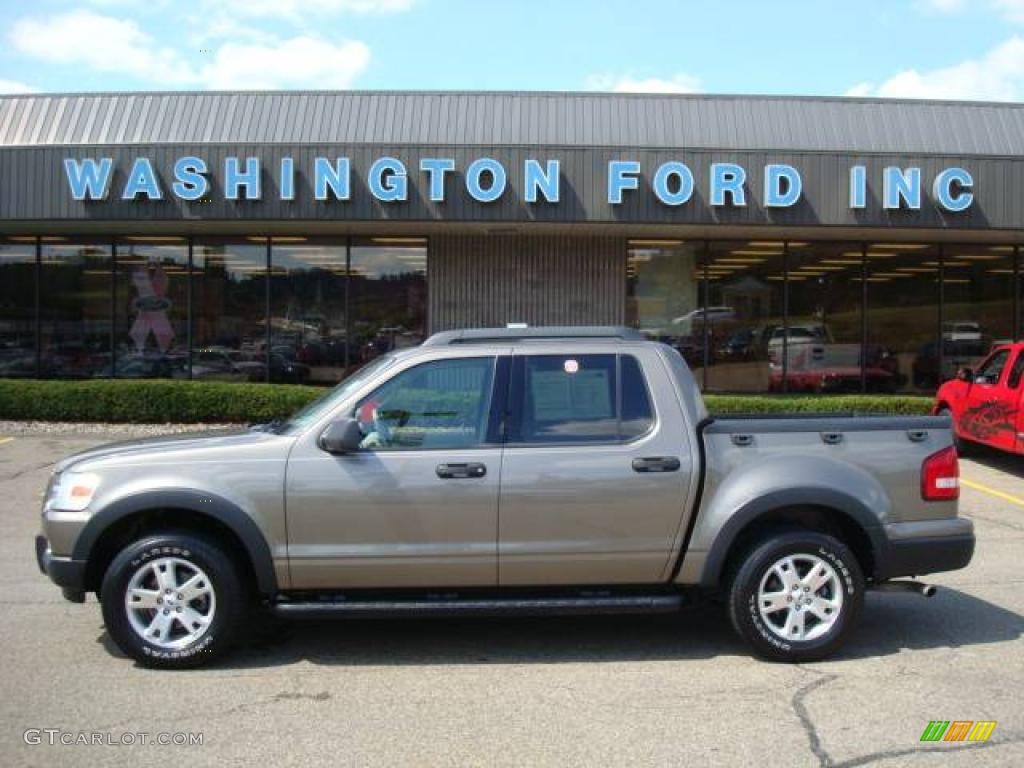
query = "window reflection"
xmin=192 ymin=240 xmax=267 ymax=382
xmin=782 ymin=243 xmax=866 ymax=393
xmin=941 ymin=245 xmax=1016 ymax=385
xmin=0 ymin=240 xmax=36 ymax=378
xmin=626 ymin=240 xmax=701 ymax=366
xmin=866 ymin=243 xmax=940 ymax=394
xmin=40 ymin=240 xmax=113 ymax=379
xmin=349 ymin=238 xmax=427 ymax=364
xmin=705 ymin=241 xmax=784 ymax=392
xmin=270 ymin=239 xmax=346 ymax=384
xmin=113 ymin=239 xmax=188 ymax=379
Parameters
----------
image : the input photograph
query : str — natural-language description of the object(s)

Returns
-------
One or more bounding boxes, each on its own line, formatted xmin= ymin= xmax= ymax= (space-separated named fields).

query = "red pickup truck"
xmin=934 ymin=342 xmax=1024 ymax=455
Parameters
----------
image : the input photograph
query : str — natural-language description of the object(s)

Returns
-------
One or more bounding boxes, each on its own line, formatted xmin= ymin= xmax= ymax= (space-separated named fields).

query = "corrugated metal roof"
xmin=0 ymin=90 xmax=1022 ymax=155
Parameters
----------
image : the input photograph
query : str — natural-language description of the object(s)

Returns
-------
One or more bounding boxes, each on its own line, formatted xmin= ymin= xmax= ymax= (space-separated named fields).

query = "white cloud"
xmin=0 ymin=79 xmax=36 ymax=94
xmin=917 ymin=0 xmax=969 ymax=12
xmin=920 ymin=0 xmax=1024 ymax=20
xmin=207 ymin=0 xmax=413 ymax=19
xmin=993 ymin=0 xmax=1024 ymax=23
xmin=9 ymin=10 xmax=372 ymax=90
xmin=198 ymin=37 xmax=370 ymax=89
xmin=844 ymin=35 xmax=1024 ymax=101
xmin=585 ymin=73 xmax=702 ymax=94
xmin=11 ymin=10 xmax=195 ymax=85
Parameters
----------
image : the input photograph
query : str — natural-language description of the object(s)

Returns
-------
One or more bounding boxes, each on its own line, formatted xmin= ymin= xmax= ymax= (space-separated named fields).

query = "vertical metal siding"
xmin=428 ymin=234 xmax=625 ymax=332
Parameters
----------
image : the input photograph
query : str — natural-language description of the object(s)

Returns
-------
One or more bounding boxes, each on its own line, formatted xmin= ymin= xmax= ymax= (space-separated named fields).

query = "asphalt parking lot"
xmin=0 ymin=428 xmax=1021 ymax=767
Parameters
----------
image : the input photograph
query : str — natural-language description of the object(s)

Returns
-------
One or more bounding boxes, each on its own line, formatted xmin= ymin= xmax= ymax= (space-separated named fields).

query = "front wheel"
xmin=728 ymin=531 xmax=864 ymax=662
xmin=101 ymin=532 xmax=246 ymax=669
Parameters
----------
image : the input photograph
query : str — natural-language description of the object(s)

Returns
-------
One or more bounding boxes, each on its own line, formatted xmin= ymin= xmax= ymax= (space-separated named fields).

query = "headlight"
xmin=45 ymin=472 xmax=101 ymax=513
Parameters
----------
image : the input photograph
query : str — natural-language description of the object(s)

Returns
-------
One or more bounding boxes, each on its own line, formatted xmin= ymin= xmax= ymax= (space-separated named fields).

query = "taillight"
xmin=921 ymin=445 xmax=960 ymax=501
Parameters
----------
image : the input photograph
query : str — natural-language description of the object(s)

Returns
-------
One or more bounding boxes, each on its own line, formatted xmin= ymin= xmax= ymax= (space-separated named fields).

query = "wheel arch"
xmin=700 ymin=490 xmax=885 ymax=588
xmin=75 ymin=490 xmax=278 ymax=598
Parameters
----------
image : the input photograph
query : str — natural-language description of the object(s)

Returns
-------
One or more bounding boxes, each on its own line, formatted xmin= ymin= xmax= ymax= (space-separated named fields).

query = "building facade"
xmin=0 ymin=91 xmax=1022 ymax=392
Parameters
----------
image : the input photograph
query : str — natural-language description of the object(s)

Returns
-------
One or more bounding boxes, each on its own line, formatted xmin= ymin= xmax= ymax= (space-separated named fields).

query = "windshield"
xmin=278 ymin=355 xmax=397 ymax=433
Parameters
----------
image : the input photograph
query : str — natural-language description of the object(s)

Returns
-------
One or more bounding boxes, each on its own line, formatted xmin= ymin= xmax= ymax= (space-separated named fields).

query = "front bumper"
xmin=35 ymin=535 xmax=88 ymax=601
xmin=875 ymin=518 xmax=975 ymax=580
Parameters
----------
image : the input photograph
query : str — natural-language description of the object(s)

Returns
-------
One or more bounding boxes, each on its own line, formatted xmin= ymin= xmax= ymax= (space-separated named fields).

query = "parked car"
xmin=769 ymin=341 xmax=897 ymax=393
xmin=669 ymin=306 xmax=736 ymax=336
xmin=934 ymin=341 xmax=1024 ymax=455
xmin=186 ymin=348 xmax=250 ymax=382
xmin=36 ymin=326 xmax=973 ymax=668
xmin=942 ymin=321 xmax=983 ymax=343
xmin=94 ymin=354 xmax=184 ymax=379
xmin=766 ymin=324 xmax=833 ymax=359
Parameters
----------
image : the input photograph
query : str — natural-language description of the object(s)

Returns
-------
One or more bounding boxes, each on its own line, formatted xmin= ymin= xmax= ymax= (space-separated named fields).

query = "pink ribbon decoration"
xmin=129 ymin=263 xmax=176 ymax=353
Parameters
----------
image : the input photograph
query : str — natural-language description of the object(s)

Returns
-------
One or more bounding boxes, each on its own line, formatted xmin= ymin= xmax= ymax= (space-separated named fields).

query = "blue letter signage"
xmin=60 ymin=155 xmax=977 ymax=215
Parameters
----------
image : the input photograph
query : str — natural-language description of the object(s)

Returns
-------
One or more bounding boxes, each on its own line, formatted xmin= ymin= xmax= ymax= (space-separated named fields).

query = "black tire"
xmin=727 ymin=531 xmax=864 ymax=662
xmin=938 ymin=407 xmax=971 ymax=456
xmin=100 ymin=532 xmax=246 ymax=669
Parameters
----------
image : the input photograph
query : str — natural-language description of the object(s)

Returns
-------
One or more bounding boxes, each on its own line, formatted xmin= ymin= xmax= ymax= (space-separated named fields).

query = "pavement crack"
xmin=791 ymin=667 xmax=839 ymax=768
xmin=0 ymin=460 xmax=55 ymax=481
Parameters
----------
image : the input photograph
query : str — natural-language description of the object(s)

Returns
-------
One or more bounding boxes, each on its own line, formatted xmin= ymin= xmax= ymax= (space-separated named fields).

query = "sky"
xmin=0 ymin=0 xmax=1021 ymax=101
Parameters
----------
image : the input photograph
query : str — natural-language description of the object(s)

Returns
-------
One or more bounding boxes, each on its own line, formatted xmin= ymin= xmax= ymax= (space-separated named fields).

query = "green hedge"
xmin=0 ymin=379 xmax=324 ymax=424
xmin=0 ymin=379 xmax=934 ymax=424
xmin=703 ymin=394 xmax=933 ymax=416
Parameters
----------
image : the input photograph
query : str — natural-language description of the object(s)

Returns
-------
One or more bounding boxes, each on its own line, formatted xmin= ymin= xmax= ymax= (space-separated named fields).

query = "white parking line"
xmin=0 ymin=437 xmax=14 ymax=447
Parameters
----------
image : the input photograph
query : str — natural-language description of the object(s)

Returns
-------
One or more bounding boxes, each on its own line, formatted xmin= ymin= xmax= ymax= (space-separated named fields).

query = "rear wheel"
xmin=728 ymin=531 xmax=864 ymax=662
xmin=938 ymin=407 xmax=970 ymax=455
xmin=100 ymin=532 xmax=246 ymax=669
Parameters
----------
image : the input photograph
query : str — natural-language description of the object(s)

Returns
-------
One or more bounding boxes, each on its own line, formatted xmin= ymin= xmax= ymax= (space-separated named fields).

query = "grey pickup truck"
xmin=36 ymin=327 xmax=974 ymax=668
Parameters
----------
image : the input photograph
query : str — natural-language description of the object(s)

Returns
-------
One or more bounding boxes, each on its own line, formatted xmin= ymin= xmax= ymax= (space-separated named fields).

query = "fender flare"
xmin=698 ymin=487 xmax=888 ymax=587
xmin=72 ymin=489 xmax=278 ymax=596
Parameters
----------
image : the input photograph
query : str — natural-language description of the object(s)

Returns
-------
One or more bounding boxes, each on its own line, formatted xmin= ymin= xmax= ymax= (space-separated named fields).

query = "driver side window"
xmin=353 ymin=357 xmax=497 ymax=451
xmin=975 ymin=349 xmax=1010 ymax=385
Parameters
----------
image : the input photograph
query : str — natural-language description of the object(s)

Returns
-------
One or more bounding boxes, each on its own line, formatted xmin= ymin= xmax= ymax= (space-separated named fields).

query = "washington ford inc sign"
xmin=63 ymin=155 xmax=976 ymax=212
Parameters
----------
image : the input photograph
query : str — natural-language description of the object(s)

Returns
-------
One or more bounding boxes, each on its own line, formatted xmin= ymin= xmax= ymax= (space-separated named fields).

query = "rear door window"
xmin=510 ymin=353 xmax=654 ymax=445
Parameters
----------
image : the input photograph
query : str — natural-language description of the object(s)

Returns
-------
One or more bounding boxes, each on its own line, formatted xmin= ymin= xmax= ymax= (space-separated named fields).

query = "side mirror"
xmin=318 ymin=417 xmax=363 ymax=454
xmin=956 ymin=367 xmax=973 ymax=382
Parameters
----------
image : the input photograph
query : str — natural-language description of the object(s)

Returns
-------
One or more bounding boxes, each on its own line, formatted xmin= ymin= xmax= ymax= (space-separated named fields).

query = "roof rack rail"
xmin=422 ymin=326 xmax=646 ymax=346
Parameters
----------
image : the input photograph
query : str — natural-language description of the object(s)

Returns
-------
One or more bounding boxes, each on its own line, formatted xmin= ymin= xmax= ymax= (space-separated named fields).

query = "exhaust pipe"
xmin=871 ymin=580 xmax=937 ymax=598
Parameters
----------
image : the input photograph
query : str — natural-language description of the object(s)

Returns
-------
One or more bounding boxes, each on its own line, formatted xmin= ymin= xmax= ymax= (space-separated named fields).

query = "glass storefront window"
xmin=270 ymin=239 xmax=347 ymax=384
xmin=705 ymin=240 xmax=785 ymax=392
xmin=40 ymin=240 xmax=113 ymax=379
xmin=192 ymin=240 xmax=267 ymax=383
xmin=626 ymin=240 xmax=701 ymax=367
xmin=865 ymin=243 xmax=940 ymax=394
xmin=349 ymin=237 xmax=427 ymax=365
xmin=1019 ymin=247 xmax=1023 ymax=342
xmin=942 ymin=245 xmax=1016 ymax=385
xmin=784 ymin=242 xmax=865 ymax=393
xmin=114 ymin=239 xmax=189 ymax=379
xmin=0 ymin=239 xmax=37 ymax=378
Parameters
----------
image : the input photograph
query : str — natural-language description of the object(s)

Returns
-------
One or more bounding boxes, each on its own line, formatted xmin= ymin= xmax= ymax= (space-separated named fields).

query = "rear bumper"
xmin=35 ymin=534 xmax=88 ymax=596
xmin=875 ymin=518 xmax=975 ymax=580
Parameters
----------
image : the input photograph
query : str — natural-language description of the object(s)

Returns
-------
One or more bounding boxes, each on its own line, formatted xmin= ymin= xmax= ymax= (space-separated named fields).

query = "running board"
xmin=273 ymin=594 xmax=684 ymax=620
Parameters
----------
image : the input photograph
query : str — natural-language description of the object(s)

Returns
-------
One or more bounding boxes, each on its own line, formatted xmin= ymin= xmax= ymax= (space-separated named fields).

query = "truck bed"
xmin=675 ymin=412 xmax=961 ymax=585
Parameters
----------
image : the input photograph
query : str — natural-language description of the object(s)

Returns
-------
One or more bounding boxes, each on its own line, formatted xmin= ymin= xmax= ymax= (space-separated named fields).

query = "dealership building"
xmin=0 ymin=90 xmax=1021 ymax=392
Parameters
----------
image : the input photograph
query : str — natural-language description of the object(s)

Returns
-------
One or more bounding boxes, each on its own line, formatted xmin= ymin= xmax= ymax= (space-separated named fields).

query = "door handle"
xmin=631 ymin=456 xmax=681 ymax=473
xmin=436 ymin=462 xmax=487 ymax=479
